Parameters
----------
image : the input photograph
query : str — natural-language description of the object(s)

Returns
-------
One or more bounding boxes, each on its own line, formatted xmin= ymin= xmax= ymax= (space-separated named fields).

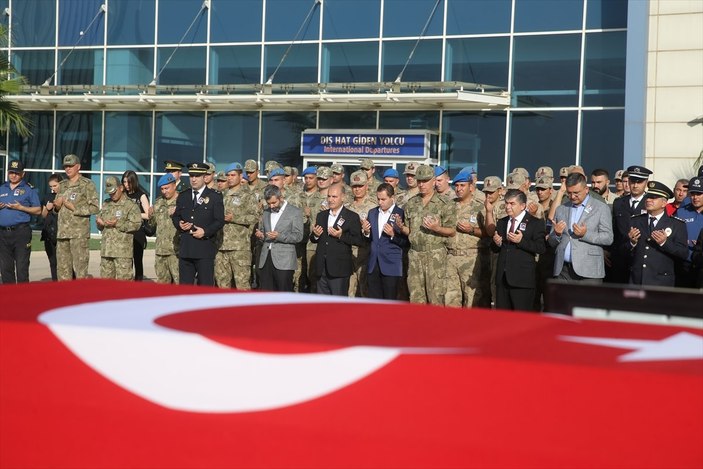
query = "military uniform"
xmin=56 ymin=174 xmax=99 ymax=280
xmin=445 ymin=194 xmax=489 ymax=308
xmin=345 ymin=193 xmax=377 ymax=297
xmin=404 ymin=191 xmax=457 ymax=304
xmin=98 ymin=188 xmax=142 ymax=280
xmin=216 ymin=185 xmax=259 ymax=289
xmin=288 ymin=189 xmax=323 ymax=292
xmin=488 ymin=194 xmax=507 ymax=305
xmin=149 ymin=194 xmax=180 ymax=283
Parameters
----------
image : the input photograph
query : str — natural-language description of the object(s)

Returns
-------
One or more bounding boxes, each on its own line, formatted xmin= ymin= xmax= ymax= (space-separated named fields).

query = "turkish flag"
xmin=1 ymin=279 xmax=701 ymax=468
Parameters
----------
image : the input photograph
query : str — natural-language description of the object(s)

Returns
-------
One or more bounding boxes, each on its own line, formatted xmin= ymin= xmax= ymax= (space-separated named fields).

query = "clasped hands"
xmin=554 ymin=220 xmax=587 ymax=238
xmin=312 ymin=224 xmax=342 ymax=239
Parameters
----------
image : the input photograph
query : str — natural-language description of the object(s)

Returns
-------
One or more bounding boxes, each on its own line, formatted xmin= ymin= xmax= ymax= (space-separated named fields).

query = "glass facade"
xmin=3 ymin=0 xmax=629 ymax=230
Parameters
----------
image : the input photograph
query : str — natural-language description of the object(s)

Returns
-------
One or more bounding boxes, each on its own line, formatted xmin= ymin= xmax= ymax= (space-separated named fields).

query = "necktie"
xmin=192 ymin=190 xmax=198 ymax=208
xmin=509 ymin=218 xmax=516 ymax=235
xmin=631 ymin=199 xmax=637 ymax=210
xmin=649 ymin=216 xmax=656 ymax=234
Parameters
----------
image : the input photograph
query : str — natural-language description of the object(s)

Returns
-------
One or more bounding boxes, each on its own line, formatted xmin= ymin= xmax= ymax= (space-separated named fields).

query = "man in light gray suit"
xmin=548 ymin=173 xmax=613 ymax=283
xmin=256 ymin=185 xmax=304 ymax=291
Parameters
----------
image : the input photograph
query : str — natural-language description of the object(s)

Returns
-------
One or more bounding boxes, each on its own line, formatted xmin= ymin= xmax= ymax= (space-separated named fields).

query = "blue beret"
xmin=157 ymin=173 xmax=176 ymax=187
xmin=242 ymin=172 xmax=249 ymax=181
xmin=434 ymin=166 xmax=447 ymax=177
xmin=225 ymin=162 xmax=243 ymax=173
xmin=452 ymin=171 xmax=471 ymax=184
xmin=268 ymin=167 xmax=286 ymax=177
xmin=301 ymin=166 xmax=317 ymax=176
xmin=383 ymin=168 xmax=400 ymax=179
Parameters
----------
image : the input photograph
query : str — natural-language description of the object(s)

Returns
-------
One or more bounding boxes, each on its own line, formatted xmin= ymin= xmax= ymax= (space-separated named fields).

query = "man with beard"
xmin=590 ymin=169 xmax=618 ymax=205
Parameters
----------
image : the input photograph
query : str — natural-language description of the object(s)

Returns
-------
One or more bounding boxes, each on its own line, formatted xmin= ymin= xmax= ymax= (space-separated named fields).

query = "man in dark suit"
xmin=361 ymin=183 xmax=408 ymax=299
xmin=491 ymin=189 xmax=546 ymax=311
xmin=609 ymin=165 xmax=653 ymax=283
xmin=310 ymin=184 xmax=362 ymax=295
xmin=256 ymin=185 xmax=304 ymax=292
xmin=172 ymin=162 xmax=225 ymax=286
xmin=626 ymin=181 xmax=688 ymax=287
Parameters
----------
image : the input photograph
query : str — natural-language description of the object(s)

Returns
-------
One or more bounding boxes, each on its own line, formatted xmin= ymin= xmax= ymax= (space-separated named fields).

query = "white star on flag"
xmin=560 ymin=332 xmax=703 ymax=362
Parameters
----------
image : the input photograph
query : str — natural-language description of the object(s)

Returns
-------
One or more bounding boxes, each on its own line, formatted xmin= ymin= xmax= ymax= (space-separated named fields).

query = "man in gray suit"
xmin=256 ymin=185 xmax=304 ymax=291
xmin=548 ymin=173 xmax=613 ymax=283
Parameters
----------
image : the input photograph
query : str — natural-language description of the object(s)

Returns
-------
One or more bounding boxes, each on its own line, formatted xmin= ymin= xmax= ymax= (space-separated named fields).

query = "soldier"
xmin=284 ymin=166 xmax=302 ymax=194
xmin=164 ymin=160 xmax=190 ymax=193
xmin=403 ymin=162 xmax=419 ymax=201
xmin=288 ymin=166 xmax=323 ymax=292
xmin=244 ymin=159 xmax=267 ymax=200
xmin=621 ymin=171 xmax=631 ymax=197
xmin=506 ymin=171 xmax=544 ymax=219
xmin=267 ymin=167 xmax=287 ymax=191
xmin=96 ymin=176 xmax=142 ymax=280
xmin=346 ymin=170 xmax=377 ymax=297
xmin=331 ymin=163 xmax=353 ymax=204
xmin=535 ymin=166 xmax=558 ymax=203
xmin=434 ymin=166 xmax=457 ymax=200
xmin=483 ymin=176 xmax=506 ymax=305
xmin=0 ymin=159 xmax=41 ymax=283
xmin=54 ymin=154 xmax=100 ymax=280
xmin=382 ymin=168 xmax=407 ymax=207
xmin=395 ymin=164 xmax=457 ymax=304
xmin=444 ymin=171 xmax=489 ymax=308
xmin=216 ymin=162 xmax=259 ymax=289
xmin=626 ymin=181 xmax=688 ymax=287
xmin=264 ymin=160 xmax=283 ymax=177
xmin=316 ymin=166 xmax=333 ymax=204
xmin=614 ymin=170 xmax=626 ymax=197
xmin=148 ymin=173 xmax=180 ymax=283
xmin=216 ymin=171 xmax=228 ymax=192
xmin=204 ymin=163 xmax=217 ymax=190
xmin=359 ymin=158 xmax=381 ymax=192
xmin=534 ymin=176 xmax=555 ymax=310
xmin=591 ymin=169 xmax=618 ymax=205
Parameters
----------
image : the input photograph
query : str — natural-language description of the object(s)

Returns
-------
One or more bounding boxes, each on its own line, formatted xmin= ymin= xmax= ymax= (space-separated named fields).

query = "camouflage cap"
xmin=568 ymin=165 xmax=586 ymax=176
xmin=244 ymin=159 xmax=258 ymax=172
xmin=506 ymin=172 xmax=526 ymax=189
xmin=359 ymin=158 xmax=375 ymax=170
xmin=330 ymin=163 xmax=345 ymax=174
xmin=511 ymin=167 xmax=530 ymax=180
xmin=206 ymin=162 xmax=216 ymax=175
xmin=216 ymin=171 xmax=227 ymax=182
xmin=614 ymin=169 xmax=624 ymax=181
xmin=414 ymin=164 xmax=434 ymax=181
xmin=534 ymin=176 xmax=552 ymax=189
xmin=104 ymin=176 xmax=120 ymax=195
xmin=482 ymin=176 xmax=502 ymax=193
xmin=317 ymin=166 xmax=333 ymax=180
xmin=559 ymin=167 xmax=569 ymax=178
xmin=265 ymin=160 xmax=282 ymax=173
xmin=535 ymin=166 xmax=553 ymax=179
xmin=403 ymin=162 xmax=418 ymax=175
xmin=63 ymin=154 xmax=80 ymax=167
xmin=350 ymin=170 xmax=368 ymax=186
xmin=283 ymin=166 xmax=293 ymax=176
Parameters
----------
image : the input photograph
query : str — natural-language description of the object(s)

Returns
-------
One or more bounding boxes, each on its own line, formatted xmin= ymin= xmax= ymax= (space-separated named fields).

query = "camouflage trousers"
xmin=100 ymin=257 xmax=133 ymax=280
xmin=407 ymin=248 xmax=447 ymax=305
xmin=56 ymin=238 xmax=90 ymax=280
xmin=348 ymin=245 xmax=370 ymax=297
xmin=306 ymin=249 xmax=317 ymax=293
xmin=445 ymin=248 xmax=491 ymax=308
xmin=215 ymin=250 xmax=252 ymax=290
xmin=155 ymin=254 xmax=179 ymax=284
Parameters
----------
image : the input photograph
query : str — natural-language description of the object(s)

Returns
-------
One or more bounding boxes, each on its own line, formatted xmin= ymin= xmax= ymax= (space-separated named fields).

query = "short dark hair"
xmin=377 ymin=182 xmax=394 ymax=197
xmin=566 ymin=172 xmax=587 ymax=187
xmin=263 ymin=184 xmax=282 ymax=200
xmin=591 ymin=168 xmax=610 ymax=179
xmin=504 ymin=189 xmax=526 ymax=205
xmin=48 ymin=173 xmax=63 ymax=184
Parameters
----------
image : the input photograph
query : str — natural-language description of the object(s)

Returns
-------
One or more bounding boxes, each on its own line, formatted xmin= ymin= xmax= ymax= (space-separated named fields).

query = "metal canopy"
xmin=7 ymin=81 xmax=509 ymax=112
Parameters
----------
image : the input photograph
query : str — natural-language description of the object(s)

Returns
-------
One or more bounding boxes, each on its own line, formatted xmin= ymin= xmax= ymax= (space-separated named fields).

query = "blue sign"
xmin=301 ymin=130 xmax=432 ymax=159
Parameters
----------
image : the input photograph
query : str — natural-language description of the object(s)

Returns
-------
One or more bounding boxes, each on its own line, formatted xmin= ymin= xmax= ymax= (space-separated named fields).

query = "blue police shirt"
xmin=674 ymin=202 xmax=703 ymax=261
xmin=0 ymin=179 xmax=40 ymax=227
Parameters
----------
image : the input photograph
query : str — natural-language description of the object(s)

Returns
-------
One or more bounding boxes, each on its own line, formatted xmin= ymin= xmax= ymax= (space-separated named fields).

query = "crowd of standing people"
xmin=1 ymin=154 xmax=702 ymax=311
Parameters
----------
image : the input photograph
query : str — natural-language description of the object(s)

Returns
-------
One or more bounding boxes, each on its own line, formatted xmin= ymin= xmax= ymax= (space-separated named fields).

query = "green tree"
xmin=0 ymin=25 xmax=30 ymax=137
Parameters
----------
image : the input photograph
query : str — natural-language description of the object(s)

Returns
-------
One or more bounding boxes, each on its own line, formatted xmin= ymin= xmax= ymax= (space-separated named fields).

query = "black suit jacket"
xmin=491 ymin=213 xmax=546 ymax=288
xmin=613 ymin=195 xmax=646 ymax=248
xmin=310 ymin=206 xmax=362 ymax=278
xmin=172 ymin=187 xmax=225 ymax=259
xmin=626 ymin=212 xmax=688 ymax=287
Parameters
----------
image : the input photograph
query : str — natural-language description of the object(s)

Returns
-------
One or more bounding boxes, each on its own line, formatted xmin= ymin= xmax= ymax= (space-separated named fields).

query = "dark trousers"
xmin=133 ymin=238 xmax=145 ymax=281
xmin=495 ymin=272 xmax=535 ymax=311
xmin=367 ymin=261 xmax=400 ymax=300
xmin=44 ymin=240 xmax=58 ymax=281
xmin=258 ymin=254 xmax=294 ymax=292
xmin=557 ymin=262 xmax=603 ymax=284
xmin=179 ymin=257 xmax=215 ymax=286
xmin=0 ymin=224 xmax=31 ymax=283
xmin=317 ymin=265 xmax=350 ymax=296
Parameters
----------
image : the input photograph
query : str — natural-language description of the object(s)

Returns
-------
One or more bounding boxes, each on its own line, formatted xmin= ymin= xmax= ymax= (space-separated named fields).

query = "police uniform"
xmin=98 ymin=177 xmax=142 ymax=280
xmin=626 ymin=181 xmax=688 ymax=287
xmin=165 ymin=160 xmax=190 ymax=193
xmin=172 ymin=163 xmax=225 ymax=286
xmin=674 ymin=177 xmax=703 ymax=287
xmin=149 ymin=173 xmax=180 ymax=283
xmin=0 ymin=160 xmax=40 ymax=283
xmin=55 ymin=154 xmax=100 ymax=280
xmin=345 ymin=171 xmax=377 ymax=297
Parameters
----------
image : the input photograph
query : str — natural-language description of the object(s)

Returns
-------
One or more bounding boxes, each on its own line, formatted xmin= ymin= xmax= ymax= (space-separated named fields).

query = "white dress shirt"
xmin=377 ymin=204 xmax=396 ymax=238
xmin=327 ymin=207 xmax=342 ymax=229
xmin=270 ymin=200 xmax=287 ymax=231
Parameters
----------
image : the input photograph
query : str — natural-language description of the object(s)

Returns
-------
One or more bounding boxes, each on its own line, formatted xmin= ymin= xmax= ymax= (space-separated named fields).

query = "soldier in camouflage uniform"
xmin=264 ymin=160 xmax=283 ymax=177
xmin=434 ymin=166 xmax=457 ymax=201
xmin=331 ymin=163 xmax=353 ymax=205
xmin=395 ymin=165 xmax=457 ymax=305
xmin=299 ymin=166 xmax=333 ymax=291
xmin=382 ymin=168 xmax=407 ymax=208
xmin=54 ymin=154 xmax=100 ymax=280
xmin=284 ymin=166 xmax=302 ymax=195
xmin=148 ymin=173 xmax=181 ymax=283
xmin=483 ymin=176 xmax=507 ymax=306
xmin=164 ymin=160 xmax=190 ymax=193
xmin=445 ymin=172 xmax=490 ymax=308
xmin=345 ymin=170 xmax=377 ymax=297
xmin=359 ymin=158 xmax=381 ymax=192
xmin=403 ymin=163 xmax=420 ymax=202
xmin=244 ymin=159 xmax=267 ymax=202
xmin=506 ymin=172 xmax=544 ymax=219
xmin=216 ymin=162 xmax=259 ymax=289
xmin=288 ymin=167 xmax=323 ymax=292
xmin=216 ymin=171 xmax=228 ymax=193
xmin=96 ymin=176 xmax=142 ymax=280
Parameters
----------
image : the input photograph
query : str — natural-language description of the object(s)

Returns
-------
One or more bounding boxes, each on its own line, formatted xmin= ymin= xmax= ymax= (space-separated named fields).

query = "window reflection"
xmin=261 ymin=112 xmax=316 ymax=169
xmin=56 ymin=112 xmax=103 ymax=172
xmin=583 ymin=32 xmax=626 ymax=107
xmin=207 ymin=112 xmax=260 ymax=166
xmin=9 ymin=112 xmax=54 ymax=170
xmin=514 ymin=0 xmax=583 ymax=32
xmin=107 ymin=0 xmax=155 ymax=45
xmin=158 ymin=0 xmax=207 ymax=44
xmin=104 ymin=112 xmax=153 ymax=173
xmin=445 ymin=37 xmax=509 ymax=88
xmin=155 ymin=113 xmax=205 ymax=171
xmin=323 ymin=0 xmax=380 ymax=39
xmin=211 ymin=0 xmax=263 ymax=43
xmin=587 ymin=0 xmax=628 ymax=29
xmin=106 ymin=49 xmax=154 ymax=88
xmin=265 ymin=44 xmax=318 ymax=84
xmin=446 ymin=0 xmax=511 ymax=35
xmin=509 ymin=111 xmax=578 ymax=174
xmin=210 ymin=46 xmax=261 ymax=85
xmin=157 ymin=47 xmax=206 ymax=85
xmin=59 ymin=0 xmax=104 ymax=46
xmin=319 ymin=112 xmax=377 ymax=129
xmin=580 ymin=110 xmax=624 ymax=175
xmin=321 ymin=42 xmax=379 ymax=83
xmin=382 ymin=39 xmax=442 ymax=82
xmin=12 ymin=50 xmax=55 ymax=86
xmin=11 ymin=0 xmax=55 ymax=46
xmin=266 ymin=0 xmax=320 ymax=41
xmin=442 ymin=112 xmax=506 ymax=179
xmin=383 ymin=0 xmax=444 ymax=38
xmin=58 ymin=49 xmax=104 ymax=86
xmin=379 ymin=111 xmax=439 ymax=130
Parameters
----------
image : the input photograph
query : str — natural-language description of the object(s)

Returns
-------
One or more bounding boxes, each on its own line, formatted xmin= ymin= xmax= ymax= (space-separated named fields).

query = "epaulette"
xmin=671 ymin=216 xmax=686 ymax=224
xmin=631 ymin=212 xmax=647 ymax=218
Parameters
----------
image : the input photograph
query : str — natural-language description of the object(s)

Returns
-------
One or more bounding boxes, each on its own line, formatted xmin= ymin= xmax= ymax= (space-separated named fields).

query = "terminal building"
xmin=1 ymin=0 xmax=700 ymax=213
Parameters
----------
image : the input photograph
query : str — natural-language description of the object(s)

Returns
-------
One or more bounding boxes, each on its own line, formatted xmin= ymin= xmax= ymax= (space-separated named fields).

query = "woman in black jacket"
xmin=122 ymin=170 xmax=151 ymax=281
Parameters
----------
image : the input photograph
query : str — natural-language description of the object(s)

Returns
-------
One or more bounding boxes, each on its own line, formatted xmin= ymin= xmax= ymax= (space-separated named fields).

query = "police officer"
xmin=164 ymin=160 xmax=190 ymax=193
xmin=96 ymin=176 xmax=142 ymax=280
xmin=626 ymin=181 xmax=688 ymax=287
xmin=0 ymin=159 xmax=41 ymax=283
xmin=172 ymin=162 xmax=225 ymax=286
xmin=674 ymin=176 xmax=703 ymax=287
xmin=148 ymin=173 xmax=181 ymax=284
xmin=54 ymin=154 xmax=100 ymax=280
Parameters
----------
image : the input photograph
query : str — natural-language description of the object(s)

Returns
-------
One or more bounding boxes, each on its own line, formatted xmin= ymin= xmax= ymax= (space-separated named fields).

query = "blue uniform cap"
xmin=452 ymin=171 xmax=471 ymax=184
xmin=268 ymin=167 xmax=286 ymax=178
xmin=242 ymin=172 xmax=249 ymax=181
xmin=434 ymin=166 xmax=447 ymax=177
xmin=157 ymin=173 xmax=176 ymax=187
xmin=225 ymin=162 xmax=243 ymax=173
xmin=301 ymin=166 xmax=317 ymax=176
xmin=383 ymin=168 xmax=400 ymax=179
